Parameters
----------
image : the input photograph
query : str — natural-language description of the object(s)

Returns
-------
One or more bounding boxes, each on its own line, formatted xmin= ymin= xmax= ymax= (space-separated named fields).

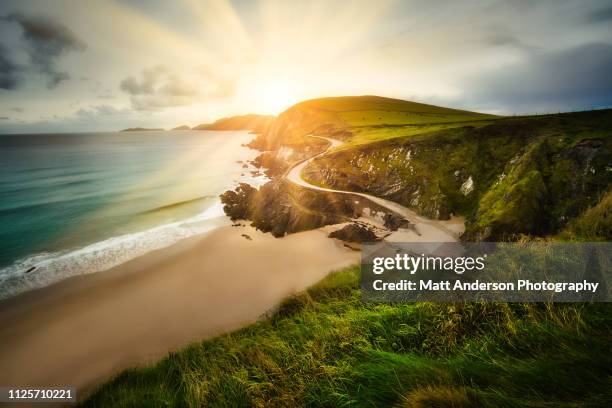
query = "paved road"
xmin=285 ymin=136 xmax=463 ymax=242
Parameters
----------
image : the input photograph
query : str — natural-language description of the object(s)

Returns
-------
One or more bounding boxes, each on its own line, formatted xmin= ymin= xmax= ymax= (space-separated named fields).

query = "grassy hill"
xmin=85 ymin=266 xmax=611 ymax=407
xmin=297 ymin=95 xmax=495 ymax=127
xmin=249 ymin=95 xmax=494 ymax=150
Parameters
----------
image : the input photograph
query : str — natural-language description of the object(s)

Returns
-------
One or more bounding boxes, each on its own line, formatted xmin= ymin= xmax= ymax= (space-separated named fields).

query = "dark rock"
xmin=241 ymin=234 xmax=252 ymax=241
xmin=219 ymin=183 xmax=257 ymax=220
xmin=383 ymin=213 xmax=412 ymax=231
xmin=220 ymin=179 xmax=392 ymax=238
xmin=328 ymin=223 xmax=380 ymax=243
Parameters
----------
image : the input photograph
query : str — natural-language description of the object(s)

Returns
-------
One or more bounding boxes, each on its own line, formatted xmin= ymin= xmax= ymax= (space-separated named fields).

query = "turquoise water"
xmin=0 ymin=130 xmax=265 ymax=299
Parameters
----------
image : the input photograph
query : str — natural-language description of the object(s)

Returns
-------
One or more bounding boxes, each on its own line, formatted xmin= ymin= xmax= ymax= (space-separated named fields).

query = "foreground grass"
xmin=84 ymin=266 xmax=611 ymax=407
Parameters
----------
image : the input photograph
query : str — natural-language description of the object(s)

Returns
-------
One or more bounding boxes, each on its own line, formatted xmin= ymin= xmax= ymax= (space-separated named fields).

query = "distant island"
xmin=120 ymin=127 xmax=164 ymax=132
xmin=193 ymin=114 xmax=274 ymax=134
xmin=120 ymin=115 xmax=275 ymax=135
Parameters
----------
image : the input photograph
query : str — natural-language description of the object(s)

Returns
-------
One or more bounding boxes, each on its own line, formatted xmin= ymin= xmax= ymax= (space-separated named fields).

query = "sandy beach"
xmin=0 ymin=224 xmax=359 ymax=400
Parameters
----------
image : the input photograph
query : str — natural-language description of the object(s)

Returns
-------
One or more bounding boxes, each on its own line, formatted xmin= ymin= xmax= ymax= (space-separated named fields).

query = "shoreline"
xmin=0 ymin=129 xmax=268 ymax=301
xmin=0 ymin=206 xmax=231 ymax=301
xmin=0 ymin=223 xmax=359 ymax=400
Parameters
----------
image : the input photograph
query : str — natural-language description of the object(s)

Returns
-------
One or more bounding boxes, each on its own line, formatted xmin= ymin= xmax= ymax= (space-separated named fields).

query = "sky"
xmin=0 ymin=0 xmax=611 ymax=133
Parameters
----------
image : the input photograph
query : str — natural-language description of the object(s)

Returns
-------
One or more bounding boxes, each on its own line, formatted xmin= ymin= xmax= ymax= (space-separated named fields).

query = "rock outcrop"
xmin=328 ymin=223 xmax=380 ymax=243
xmin=383 ymin=213 xmax=412 ymax=231
xmin=220 ymin=179 xmax=392 ymax=237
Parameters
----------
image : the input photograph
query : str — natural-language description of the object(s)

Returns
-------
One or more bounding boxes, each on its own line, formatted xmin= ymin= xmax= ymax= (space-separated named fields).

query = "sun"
xmin=251 ymin=78 xmax=301 ymax=115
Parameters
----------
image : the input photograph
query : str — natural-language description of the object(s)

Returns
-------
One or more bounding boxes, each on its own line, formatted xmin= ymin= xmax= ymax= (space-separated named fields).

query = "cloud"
xmin=120 ymin=65 xmax=172 ymax=95
xmin=120 ymin=65 xmax=234 ymax=111
xmin=586 ymin=5 xmax=612 ymax=23
xmin=464 ymin=42 xmax=612 ymax=112
xmin=0 ymin=116 xmax=9 ymax=120
xmin=0 ymin=13 xmax=85 ymax=89
xmin=0 ymin=43 xmax=20 ymax=90
xmin=75 ymin=104 xmax=131 ymax=120
xmin=97 ymin=90 xmax=115 ymax=100
xmin=483 ymin=33 xmax=531 ymax=50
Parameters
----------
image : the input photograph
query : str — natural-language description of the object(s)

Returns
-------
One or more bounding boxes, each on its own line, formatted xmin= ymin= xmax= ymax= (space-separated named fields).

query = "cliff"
xmin=302 ymin=111 xmax=611 ymax=240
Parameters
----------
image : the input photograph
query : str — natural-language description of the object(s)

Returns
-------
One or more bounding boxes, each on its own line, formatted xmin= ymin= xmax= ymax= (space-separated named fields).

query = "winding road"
xmin=285 ymin=136 xmax=464 ymax=242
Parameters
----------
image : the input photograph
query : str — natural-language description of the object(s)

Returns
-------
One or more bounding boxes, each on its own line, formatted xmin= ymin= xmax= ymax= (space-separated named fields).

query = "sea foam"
xmin=0 ymin=200 xmax=228 ymax=300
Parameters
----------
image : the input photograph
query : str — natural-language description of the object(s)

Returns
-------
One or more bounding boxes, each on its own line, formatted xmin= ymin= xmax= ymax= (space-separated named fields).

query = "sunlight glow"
xmin=252 ymin=78 xmax=301 ymax=114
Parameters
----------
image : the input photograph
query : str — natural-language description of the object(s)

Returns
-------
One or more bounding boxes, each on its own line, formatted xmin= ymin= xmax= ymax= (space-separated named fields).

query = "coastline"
xmin=0 ymin=129 xmax=268 ymax=300
xmin=0 ymin=223 xmax=359 ymax=399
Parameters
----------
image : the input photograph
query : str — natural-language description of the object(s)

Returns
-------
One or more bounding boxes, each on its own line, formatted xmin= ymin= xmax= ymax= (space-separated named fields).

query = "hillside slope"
xmin=194 ymin=114 xmax=275 ymax=134
xmin=249 ymin=95 xmax=494 ymax=151
xmin=302 ymin=110 xmax=612 ymax=240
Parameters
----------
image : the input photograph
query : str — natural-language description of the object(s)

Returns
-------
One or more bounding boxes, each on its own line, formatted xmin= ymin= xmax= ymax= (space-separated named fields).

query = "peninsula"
xmin=119 ymin=127 xmax=164 ymax=132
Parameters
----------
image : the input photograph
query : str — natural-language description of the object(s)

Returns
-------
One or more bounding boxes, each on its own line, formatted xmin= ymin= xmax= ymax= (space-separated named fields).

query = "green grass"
xmin=339 ymin=111 xmax=493 ymax=127
xmin=302 ymin=95 xmax=496 ymax=143
xmin=251 ymin=95 xmax=497 ymax=150
xmin=84 ymin=266 xmax=611 ymax=407
xmin=337 ymin=121 xmax=494 ymax=149
xmin=561 ymin=191 xmax=612 ymax=241
xmin=297 ymin=95 xmax=495 ymax=117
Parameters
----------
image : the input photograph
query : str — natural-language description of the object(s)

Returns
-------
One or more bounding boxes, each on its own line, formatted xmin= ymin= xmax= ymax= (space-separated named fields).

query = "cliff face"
xmin=248 ymin=103 xmax=344 ymax=151
xmin=302 ymin=112 xmax=612 ymax=240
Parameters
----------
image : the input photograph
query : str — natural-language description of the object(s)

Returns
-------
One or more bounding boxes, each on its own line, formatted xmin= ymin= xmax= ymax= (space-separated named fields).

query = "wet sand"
xmin=0 ymin=224 xmax=359 ymax=400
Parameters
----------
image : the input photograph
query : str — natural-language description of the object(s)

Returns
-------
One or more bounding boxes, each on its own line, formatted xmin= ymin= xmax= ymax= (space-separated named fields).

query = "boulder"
xmin=328 ymin=223 xmax=380 ymax=243
xmin=383 ymin=213 xmax=412 ymax=231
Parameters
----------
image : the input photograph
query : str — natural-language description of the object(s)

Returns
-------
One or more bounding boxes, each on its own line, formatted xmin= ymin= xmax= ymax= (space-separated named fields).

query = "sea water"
xmin=0 ymin=130 xmax=266 ymax=299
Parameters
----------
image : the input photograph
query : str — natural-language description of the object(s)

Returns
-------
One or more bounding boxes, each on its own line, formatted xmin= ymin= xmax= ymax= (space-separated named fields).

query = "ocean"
xmin=0 ymin=130 xmax=265 ymax=299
